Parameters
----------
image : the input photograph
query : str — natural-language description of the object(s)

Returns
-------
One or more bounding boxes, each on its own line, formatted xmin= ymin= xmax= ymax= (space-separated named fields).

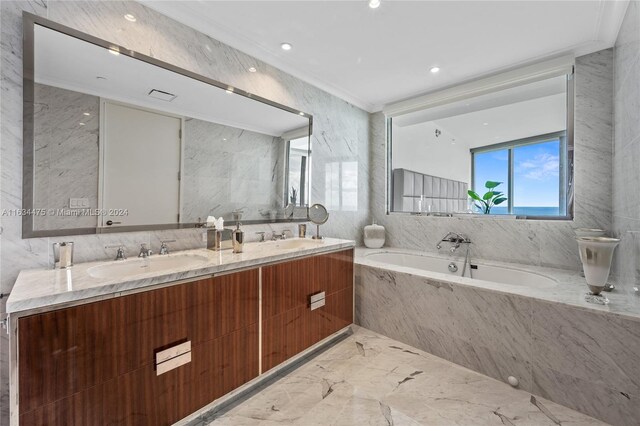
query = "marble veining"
xmin=612 ymin=0 xmax=640 ymax=290
xmin=356 ymin=248 xmax=640 ymax=425
xmin=188 ymin=326 xmax=603 ymax=426
xmin=6 ymin=238 xmax=354 ymax=315
xmin=33 ymin=84 xmax=100 ymax=230
xmin=356 ymin=247 xmax=640 ymax=320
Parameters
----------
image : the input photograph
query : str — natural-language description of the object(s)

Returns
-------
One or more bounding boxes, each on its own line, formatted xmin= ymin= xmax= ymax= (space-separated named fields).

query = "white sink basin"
xmin=244 ymin=238 xmax=325 ymax=253
xmin=87 ymin=253 xmax=209 ymax=279
xmin=273 ymin=239 xmax=324 ymax=250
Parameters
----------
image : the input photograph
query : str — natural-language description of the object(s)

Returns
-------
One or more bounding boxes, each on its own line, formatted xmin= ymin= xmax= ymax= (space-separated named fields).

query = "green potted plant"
xmin=468 ymin=181 xmax=507 ymax=214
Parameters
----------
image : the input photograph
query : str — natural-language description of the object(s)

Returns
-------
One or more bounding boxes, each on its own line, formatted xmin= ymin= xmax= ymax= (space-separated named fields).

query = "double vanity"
xmin=6 ymin=238 xmax=355 ymax=425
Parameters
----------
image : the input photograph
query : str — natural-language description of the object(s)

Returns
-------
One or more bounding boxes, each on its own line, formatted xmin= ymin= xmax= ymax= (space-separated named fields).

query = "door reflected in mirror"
xmin=389 ymin=73 xmax=573 ymax=219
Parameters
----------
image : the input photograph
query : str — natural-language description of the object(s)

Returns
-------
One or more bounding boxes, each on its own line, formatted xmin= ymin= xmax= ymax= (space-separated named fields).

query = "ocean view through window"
xmin=472 ymin=133 xmax=566 ymax=217
xmin=386 ymin=65 xmax=573 ymax=219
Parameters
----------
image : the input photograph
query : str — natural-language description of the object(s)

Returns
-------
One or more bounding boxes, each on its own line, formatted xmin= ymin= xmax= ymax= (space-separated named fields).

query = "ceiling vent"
xmin=148 ymin=89 xmax=177 ymax=102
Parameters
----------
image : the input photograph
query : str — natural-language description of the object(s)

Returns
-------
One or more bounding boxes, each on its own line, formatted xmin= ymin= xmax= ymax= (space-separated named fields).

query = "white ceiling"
xmin=141 ymin=0 xmax=629 ymax=112
xmin=35 ymin=24 xmax=309 ymax=136
xmin=394 ymin=74 xmax=567 ymax=149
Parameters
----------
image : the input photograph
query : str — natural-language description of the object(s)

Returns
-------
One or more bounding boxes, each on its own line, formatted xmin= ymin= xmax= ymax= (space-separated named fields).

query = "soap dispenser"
xmin=232 ymin=222 xmax=244 ymax=253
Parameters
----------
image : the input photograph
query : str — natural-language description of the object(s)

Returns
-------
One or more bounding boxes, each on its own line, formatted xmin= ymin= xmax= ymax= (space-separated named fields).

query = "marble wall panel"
xmin=32 ymin=84 xmax=100 ymax=230
xmin=355 ymin=264 xmax=534 ymax=391
xmin=356 ymin=263 xmax=640 ymax=425
xmin=612 ymin=0 xmax=640 ymax=289
xmin=531 ymin=301 xmax=640 ymax=425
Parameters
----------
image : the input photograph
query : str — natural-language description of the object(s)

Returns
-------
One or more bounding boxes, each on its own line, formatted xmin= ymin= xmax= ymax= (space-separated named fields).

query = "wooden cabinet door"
xmin=262 ymin=249 xmax=353 ymax=371
xmin=18 ymin=269 xmax=259 ymax=425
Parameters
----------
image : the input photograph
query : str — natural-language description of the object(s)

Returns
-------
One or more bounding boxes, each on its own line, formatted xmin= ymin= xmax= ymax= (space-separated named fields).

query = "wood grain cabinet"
xmin=17 ymin=269 xmax=259 ymax=426
xmin=261 ymin=249 xmax=354 ymax=371
xmin=16 ymin=250 xmax=354 ymax=425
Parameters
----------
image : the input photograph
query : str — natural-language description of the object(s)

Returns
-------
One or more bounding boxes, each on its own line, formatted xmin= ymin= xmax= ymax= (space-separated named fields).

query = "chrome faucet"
xmin=271 ymin=230 xmax=293 ymax=241
xmin=105 ymin=245 xmax=126 ymax=261
xmin=436 ymin=232 xmax=471 ymax=252
xmin=271 ymin=231 xmax=285 ymax=241
xmin=158 ymin=240 xmax=175 ymax=255
xmin=138 ymin=243 xmax=153 ymax=258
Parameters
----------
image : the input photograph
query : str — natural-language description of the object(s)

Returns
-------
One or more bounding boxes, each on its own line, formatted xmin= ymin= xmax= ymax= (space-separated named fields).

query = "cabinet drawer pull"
xmin=156 ymin=352 xmax=191 ymax=375
xmin=156 ymin=341 xmax=191 ymax=364
xmin=310 ymin=291 xmax=326 ymax=311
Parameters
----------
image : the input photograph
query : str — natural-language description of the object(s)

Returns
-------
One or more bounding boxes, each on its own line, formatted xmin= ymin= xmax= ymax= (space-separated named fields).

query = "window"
xmin=325 ymin=161 xmax=358 ymax=211
xmin=285 ymin=137 xmax=310 ymax=206
xmin=471 ymin=132 xmax=567 ymax=217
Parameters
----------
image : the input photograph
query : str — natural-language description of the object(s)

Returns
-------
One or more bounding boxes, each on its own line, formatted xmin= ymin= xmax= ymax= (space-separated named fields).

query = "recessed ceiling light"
xmin=79 ymin=123 xmax=85 ymax=126
xmin=108 ymin=47 xmax=120 ymax=56
xmin=124 ymin=14 xmax=136 ymax=22
xmin=248 ymin=67 xmax=257 ymax=73
xmin=281 ymin=42 xmax=292 ymax=51
xmin=83 ymin=112 xmax=90 ymax=116
xmin=226 ymin=88 xmax=234 ymax=94
xmin=483 ymin=122 xmax=489 ymax=126
xmin=369 ymin=0 xmax=381 ymax=9
xmin=299 ymin=112 xmax=305 ymax=116
xmin=430 ymin=66 xmax=440 ymax=73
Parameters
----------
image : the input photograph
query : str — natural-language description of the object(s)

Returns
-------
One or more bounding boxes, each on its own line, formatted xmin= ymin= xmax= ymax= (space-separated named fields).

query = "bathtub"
xmin=355 ymin=248 xmax=640 ymax=425
xmin=359 ymin=250 xmax=557 ymax=289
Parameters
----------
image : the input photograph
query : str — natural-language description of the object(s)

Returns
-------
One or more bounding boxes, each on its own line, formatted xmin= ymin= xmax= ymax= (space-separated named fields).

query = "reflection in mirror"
xmin=389 ymin=73 xmax=573 ymax=218
xmin=25 ymin=19 xmax=311 ymax=237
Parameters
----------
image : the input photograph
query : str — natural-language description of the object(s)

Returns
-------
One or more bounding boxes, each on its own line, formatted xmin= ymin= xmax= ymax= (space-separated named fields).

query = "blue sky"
xmin=474 ymin=140 xmax=560 ymax=208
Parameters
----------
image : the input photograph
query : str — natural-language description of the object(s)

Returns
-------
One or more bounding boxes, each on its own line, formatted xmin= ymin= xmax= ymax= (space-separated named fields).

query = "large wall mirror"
xmin=388 ymin=69 xmax=574 ymax=219
xmin=23 ymin=13 xmax=312 ymax=238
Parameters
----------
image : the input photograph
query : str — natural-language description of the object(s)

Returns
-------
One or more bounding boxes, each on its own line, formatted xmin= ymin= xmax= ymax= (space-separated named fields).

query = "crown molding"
xmin=594 ymin=0 xmax=630 ymax=47
xmin=140 ymin=0 xmax=629 ymax=115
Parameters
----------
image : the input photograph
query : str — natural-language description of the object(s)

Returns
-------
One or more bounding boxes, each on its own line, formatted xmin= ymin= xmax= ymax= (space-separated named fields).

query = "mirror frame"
xmin=22 ymin=12 xmax=313 ymax=238
xmin=385 ymin=72 xmax=575 ymax=221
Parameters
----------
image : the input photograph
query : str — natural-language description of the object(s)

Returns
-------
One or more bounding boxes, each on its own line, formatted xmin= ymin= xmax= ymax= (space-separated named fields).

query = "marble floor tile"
xmin=189 ymin=327 xmax=604 ymax=426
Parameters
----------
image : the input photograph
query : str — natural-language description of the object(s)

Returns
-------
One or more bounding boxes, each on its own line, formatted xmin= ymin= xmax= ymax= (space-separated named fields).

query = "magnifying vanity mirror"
xmin=308 ymin=203 xmax=329 ymax=240
xmin=22 ymin=13 xmax=312 ymax=238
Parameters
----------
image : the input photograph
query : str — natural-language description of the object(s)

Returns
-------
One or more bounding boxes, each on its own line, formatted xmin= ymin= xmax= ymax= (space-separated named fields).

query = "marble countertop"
xmin=7 ymin=238 xmax=354 ymax=315
xmin=356 ymin=247 xmax=640 ymax=321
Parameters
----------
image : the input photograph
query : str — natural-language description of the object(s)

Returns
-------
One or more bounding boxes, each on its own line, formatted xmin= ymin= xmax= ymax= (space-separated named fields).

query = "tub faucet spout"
xmin=437 ymin=232 xmax=471 ymax=252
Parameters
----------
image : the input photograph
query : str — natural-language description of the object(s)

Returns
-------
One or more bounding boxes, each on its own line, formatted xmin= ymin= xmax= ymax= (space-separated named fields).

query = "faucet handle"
xmin=159 ymin=240 xmax=175 ymax=255
xmin=138 ymin=243 xmax=152 ymax=258
xmin=105 ymin=245 xmax=126 ymax=261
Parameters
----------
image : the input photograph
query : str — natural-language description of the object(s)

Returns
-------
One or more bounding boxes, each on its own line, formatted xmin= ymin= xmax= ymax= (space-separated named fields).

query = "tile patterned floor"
xmin=190 ymin=326 xmax=605 ymax=425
